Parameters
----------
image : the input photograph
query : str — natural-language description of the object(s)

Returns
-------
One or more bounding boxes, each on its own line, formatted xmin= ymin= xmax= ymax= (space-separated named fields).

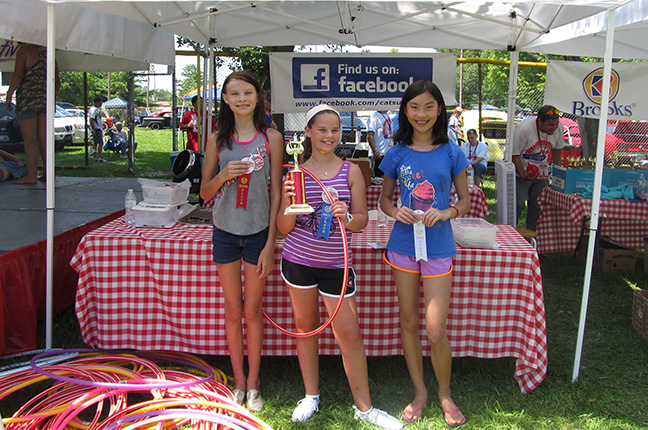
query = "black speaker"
xmin=172 ymin=150 xmax=203 ymax=194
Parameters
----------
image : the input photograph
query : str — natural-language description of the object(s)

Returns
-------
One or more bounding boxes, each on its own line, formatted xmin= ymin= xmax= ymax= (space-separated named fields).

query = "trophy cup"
xmin=284 ymin=139 xmax=314 ymax=215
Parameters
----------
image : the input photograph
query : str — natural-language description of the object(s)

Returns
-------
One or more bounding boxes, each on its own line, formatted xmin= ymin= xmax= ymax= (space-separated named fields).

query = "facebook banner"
xmin=270 ymin=53 xmax=456 ymax=113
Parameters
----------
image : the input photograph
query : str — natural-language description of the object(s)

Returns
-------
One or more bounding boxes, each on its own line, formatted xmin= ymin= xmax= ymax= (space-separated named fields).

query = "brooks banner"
xmin=270 ymin=53 xmax=456 ymax=113
xmin=545 ymin=60 xmax=646 ymax=120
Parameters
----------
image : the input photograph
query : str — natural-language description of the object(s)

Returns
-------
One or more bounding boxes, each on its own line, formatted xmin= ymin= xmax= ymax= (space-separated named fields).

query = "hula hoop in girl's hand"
xmin=262 ymin=165 xmax=349 ymax=338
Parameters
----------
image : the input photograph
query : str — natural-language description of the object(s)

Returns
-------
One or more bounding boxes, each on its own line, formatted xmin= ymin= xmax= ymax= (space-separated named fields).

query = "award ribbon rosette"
xmin=236 ymin=154 xmax=264 ymax=209
xmin=317 ymin=187 xmax=338 ymax=239
xmin=284 ymin=140 xmax=314 ymax=215
xmin=410 ymin=181 xmax=436 ymax=261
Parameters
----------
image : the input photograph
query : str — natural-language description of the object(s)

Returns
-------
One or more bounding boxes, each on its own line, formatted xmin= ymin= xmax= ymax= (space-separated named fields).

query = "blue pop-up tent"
xmin=103 ymin=97 xmax=130 ymax=108
xmin=183 ymin=85 xmax=221 ymax=102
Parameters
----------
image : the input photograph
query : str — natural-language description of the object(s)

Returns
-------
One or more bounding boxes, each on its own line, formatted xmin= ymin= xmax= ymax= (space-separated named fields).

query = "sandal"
xmin=402 ymin=403 xmax=425 ymax=423
xmin=442 ymin=406 xmax=466 ymax=428
xmin=232 ymin=388 xmax=245 ymax=405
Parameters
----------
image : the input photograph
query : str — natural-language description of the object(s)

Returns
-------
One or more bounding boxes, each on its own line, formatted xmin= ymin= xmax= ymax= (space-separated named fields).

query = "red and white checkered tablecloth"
xmin=71 ymin=219 xmax=546 ymax=393
xmin=536 ymin=187 xmax=648 ymax=253
xmin=366 ymin=184 xmax=490 ymax=219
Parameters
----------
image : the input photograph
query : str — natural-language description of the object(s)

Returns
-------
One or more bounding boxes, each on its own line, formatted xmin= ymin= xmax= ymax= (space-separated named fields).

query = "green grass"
xmin=54 ymin=127 xmax=180 ymax=179
xmin=2 ymin=164 xmax=648 ymax=429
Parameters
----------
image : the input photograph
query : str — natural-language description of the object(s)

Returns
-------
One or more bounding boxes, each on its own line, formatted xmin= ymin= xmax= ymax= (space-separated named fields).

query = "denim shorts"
xmin=280 ymin=258 xmax=356 ymax=298
xmin=16 ymin=107 xmax=46 ymax=120
xmin=383 ymin=249 xmax=453 ymax=278
xmin=211 ymin=226 xmax=268 ymax=265
xmin=93 ymin=130 xmax=103 ymax=146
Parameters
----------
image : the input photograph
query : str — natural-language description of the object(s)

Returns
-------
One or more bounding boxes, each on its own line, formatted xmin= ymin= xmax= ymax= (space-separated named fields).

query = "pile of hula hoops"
xmin=0 ymin=349 xmax=273 ymax=430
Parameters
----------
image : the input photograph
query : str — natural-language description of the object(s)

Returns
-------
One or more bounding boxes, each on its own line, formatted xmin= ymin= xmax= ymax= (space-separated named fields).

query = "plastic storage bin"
xmin=140 ymin=179 xmax=190 ymax=205
xmin=451 ymin=217 xmax=498 ymax=248
xmin=133 ymin=202 xmax=183 ymax=227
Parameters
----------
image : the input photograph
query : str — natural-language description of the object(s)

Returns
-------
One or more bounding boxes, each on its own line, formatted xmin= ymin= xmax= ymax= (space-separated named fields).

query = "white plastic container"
xmin=451 ymin=217 xmax=498 ymax=248
xmin=132 ymin=202 xmax=183 ymax=227
xmin=139 ymin=178 xmax=190 ymax=205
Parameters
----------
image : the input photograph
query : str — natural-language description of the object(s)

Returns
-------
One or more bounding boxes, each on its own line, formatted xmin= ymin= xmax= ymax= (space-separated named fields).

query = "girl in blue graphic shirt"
xmin=379 ymin=80 xmax=470 ymax=427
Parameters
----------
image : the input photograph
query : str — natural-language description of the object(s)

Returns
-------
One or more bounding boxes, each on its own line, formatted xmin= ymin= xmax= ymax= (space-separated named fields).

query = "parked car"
xmin=139 ymin=109 xmax=183 ymax=130
xmin=56 ymin=101 xmax=82 ymax=116
xmin=560 ymin=117 xmax=621 ymax=156
xmin=0 ymin=101 xmax=23 ymax=154
xmin=0 ymin=102 xmax=77 ymax=152
xmin=611 ymin=120 xmax=648 ymax=153
xmin=54 ymin=105 xmax=76 ymax=149
xmin=55 ymin=105 xmax=87 ymax=144
xmin=339 ymin=112 xmax=367 ymax=143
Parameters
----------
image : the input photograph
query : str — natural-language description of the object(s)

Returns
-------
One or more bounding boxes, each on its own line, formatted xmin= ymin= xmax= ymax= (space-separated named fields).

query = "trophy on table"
xmin=284 ymin=138 xmax=314 ymax=215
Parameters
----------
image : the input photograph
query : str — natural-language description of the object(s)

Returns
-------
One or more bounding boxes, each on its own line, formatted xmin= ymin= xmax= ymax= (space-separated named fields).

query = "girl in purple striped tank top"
xmin=277 ymin=105 xmax=403 ymax=429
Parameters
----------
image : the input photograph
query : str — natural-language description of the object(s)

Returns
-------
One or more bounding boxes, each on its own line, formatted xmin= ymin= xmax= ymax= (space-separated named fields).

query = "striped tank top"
xmin=282 ymin=160 xmax=353 ymax=269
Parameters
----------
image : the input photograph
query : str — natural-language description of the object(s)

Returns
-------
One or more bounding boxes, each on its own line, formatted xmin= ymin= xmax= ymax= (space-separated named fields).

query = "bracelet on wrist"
xmin=450 ymin=206 xmax=459 ymax=218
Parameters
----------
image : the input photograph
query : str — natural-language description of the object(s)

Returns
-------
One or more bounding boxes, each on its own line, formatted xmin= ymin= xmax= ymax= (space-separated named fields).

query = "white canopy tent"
xmin=34 ymin=0 xmax=646 ymax=386
xmin=2 ymin=0 xmax=174 ymax=350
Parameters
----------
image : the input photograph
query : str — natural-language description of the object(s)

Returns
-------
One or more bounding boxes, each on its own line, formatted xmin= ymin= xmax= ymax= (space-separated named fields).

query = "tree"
xmin=58 ymin=71 xmax=149 ymax=107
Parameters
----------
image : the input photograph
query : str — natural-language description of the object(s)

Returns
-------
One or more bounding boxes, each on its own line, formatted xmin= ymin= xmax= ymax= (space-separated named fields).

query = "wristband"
xmin=450 ymin=206 xmax=459 ymax=218
xmin=344 ymin=213 xmax=353 ymax=226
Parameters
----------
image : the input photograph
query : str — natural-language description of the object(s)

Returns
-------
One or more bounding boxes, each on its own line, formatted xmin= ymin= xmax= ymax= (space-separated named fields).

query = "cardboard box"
xmin=599 ymin=236 xmax=636 ymax=273
xmin=550 ymin=166 xmax=613 ymax=194
xmin=632 ymin=290 xmax=648 ymax=339
xmin=607 ymin=169 xmax=648 ymax=194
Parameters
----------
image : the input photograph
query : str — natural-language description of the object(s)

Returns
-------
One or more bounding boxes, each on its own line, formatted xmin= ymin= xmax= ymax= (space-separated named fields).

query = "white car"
xmin=55 ymin=105 xmax=86 ymax=145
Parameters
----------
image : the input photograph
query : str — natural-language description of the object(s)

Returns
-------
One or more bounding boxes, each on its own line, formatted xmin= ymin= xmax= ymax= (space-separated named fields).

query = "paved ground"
xmin=0 ymin=176 xmax=142 ymax=254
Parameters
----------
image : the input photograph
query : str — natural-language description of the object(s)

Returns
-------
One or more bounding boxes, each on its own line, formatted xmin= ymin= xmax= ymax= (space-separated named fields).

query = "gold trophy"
xmin=284 ymin=138 xmax=314 ymax=215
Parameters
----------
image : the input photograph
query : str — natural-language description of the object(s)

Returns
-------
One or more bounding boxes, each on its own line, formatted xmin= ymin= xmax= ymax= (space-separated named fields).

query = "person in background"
xmin=4 ymin=42 xmax=60 ymax=183
xmin=200 ymin=71 xmax=283 ymax=412
xmin=511 ymin=105 xmax=564 ymax=231
xmin=367 ymin=110 xmax=393 ymax=177
xmin=109 ymin=122 xmax=138 ymax=158
xmin=89 ymin=96 xmax=107 ymax=162
xmin=180 ymin=95 xmax=217 ymax=152
xmin=448 ymin=107 xmax=463 ymax=140
xmin=0 ymin=149 xmax=26 ymax=182
xmin=379 ymin=80 xmax=469 ymax=427
xmin=461 ymin=129 xmax=488 ymax=187
xmin=264 ymin=91 xmax=278 ymax=130
xmin=180 ymin=95 xmax=201 ymax=152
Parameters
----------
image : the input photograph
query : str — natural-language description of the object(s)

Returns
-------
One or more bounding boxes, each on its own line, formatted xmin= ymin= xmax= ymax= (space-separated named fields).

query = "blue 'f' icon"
xmin=301 ymin=64 xmax=329 ymax=92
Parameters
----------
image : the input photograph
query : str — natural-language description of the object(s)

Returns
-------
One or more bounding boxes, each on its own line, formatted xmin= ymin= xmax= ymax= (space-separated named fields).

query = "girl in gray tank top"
xmin=199 ymin=71 xmax=283 ymax=411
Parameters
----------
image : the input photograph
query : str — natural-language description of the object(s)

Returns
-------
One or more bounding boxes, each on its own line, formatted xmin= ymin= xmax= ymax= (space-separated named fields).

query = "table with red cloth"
xmin=366 ymin=184 xmax=490 ymax=219
xmin=71 ymin=218 xmax=546 ymax=393
xmin=536 ymin=187 xmax=648 ymax=254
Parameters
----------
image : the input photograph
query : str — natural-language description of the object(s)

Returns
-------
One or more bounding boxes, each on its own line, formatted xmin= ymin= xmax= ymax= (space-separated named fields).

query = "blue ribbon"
xmin=317 ymin=203 xmax=334 ymax=239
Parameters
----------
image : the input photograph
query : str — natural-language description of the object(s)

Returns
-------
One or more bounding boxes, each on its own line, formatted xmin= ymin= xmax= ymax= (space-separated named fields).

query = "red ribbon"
xmin=236 ymin=174 xmax=251 ymax=209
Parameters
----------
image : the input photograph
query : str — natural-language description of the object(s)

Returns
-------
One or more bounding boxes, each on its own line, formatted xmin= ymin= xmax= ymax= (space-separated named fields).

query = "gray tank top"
xmin=211 ymin=130 xmax=271 ymax=235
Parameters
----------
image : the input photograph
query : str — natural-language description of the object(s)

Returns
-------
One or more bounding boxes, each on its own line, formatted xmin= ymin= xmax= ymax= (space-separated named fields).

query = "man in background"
xmin=89 ymin=96 xmax=107 ymax=162
xmin=367 ymin=110 xmax=393 ymax=177
xmin=512 ymin=105 xmax=565 ymax=231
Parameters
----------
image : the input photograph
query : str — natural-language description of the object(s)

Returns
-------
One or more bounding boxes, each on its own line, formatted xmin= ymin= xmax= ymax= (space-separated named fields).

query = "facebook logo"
xmin=300 ymin=64 xmax=329 ymax=92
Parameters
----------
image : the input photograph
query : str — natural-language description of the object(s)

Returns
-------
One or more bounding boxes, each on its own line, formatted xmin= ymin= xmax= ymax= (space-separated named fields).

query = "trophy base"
xmin=284 ymin=204 xmax=314 ymax=215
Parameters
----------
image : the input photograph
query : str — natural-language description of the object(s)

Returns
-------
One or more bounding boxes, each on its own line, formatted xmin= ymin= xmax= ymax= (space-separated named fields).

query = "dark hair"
xmin=466 ymin=128 xmax=477 ymax=136
xmin=392 ymin=80 xmax=448 ymax=146
xmin=191 ymin=95 xmax=199 ymax=105
xmin=216 ymin=71 xmax=267 ymax=150
xmin=301 ymin=109 xmax=340 ymax=162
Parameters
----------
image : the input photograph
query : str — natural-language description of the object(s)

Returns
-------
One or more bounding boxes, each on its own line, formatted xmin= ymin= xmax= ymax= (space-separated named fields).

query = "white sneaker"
xmin=246 ymin=389 xmax=264 ymax=412
xmin=353 ymin=406 xmax=403 ymax=430
xmin=292 ymin=396 xmax=320 ymax=422
xmin=89 ymin=147 xmax=96 ymax=156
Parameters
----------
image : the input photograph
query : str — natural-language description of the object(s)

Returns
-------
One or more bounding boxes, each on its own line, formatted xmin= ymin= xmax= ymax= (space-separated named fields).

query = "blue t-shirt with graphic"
xmin=380 ymin=143 xmax=469 ymax=258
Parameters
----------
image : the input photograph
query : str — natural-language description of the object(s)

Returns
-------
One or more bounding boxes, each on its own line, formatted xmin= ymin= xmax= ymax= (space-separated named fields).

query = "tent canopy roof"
xmin=2 ymin=0 xmax=174 ymax=71
xmin=36 ymin=1 xmax=643 ymax=58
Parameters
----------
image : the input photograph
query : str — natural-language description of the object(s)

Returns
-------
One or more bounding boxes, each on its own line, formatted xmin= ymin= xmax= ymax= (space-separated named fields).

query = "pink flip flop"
xmin=442 ymin=406 xmax=466 ymax=427
xmin=402 ymin=403 xmax=425 ymax=423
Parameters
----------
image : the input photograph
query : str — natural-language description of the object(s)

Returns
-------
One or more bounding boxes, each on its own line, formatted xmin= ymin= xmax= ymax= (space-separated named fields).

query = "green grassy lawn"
xmin=54 ymin=127 xmax=180 ymax=179
xmin=2 ymin=155 xmax=648 ymax=429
